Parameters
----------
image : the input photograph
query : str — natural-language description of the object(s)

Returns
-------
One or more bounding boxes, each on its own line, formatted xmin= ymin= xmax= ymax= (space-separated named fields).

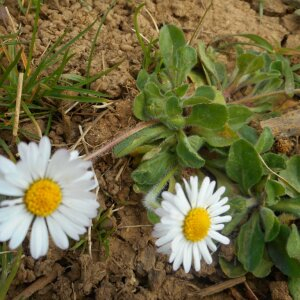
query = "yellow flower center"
xmin=24 ymin=179 xmax=62 ymax=217
xmin=183 ymin=208 xmax=211 ymax=242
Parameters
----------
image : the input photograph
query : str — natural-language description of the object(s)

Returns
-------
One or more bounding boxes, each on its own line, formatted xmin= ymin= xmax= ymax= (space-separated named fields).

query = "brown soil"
xmin=1 ymin=0 xmax=300 ymax=299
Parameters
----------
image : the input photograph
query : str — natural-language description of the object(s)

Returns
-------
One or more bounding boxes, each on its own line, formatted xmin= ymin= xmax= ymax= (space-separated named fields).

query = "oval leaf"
xmin=226 ymin=139 xmax=263 ymax=194
xmin=186 ymin=103 xmax=228 ymax=129
xmin=268 ymin=225 xmax=300 ymax=278
xmin=237 ymin=212 xmax=265 ymax=272
xmin=260 ymin=207 xmax=280 ymax=242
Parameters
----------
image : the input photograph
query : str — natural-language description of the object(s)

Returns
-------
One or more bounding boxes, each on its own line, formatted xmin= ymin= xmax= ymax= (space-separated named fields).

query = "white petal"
xmin=0 ymin=179 xmax=23 ymax=196
xmin=64 ymin=179 xmax=96 ymax=192
xmin=209 ymin=205 xmax=230 ymax=217
xmin=211 ymin=224 xmax=224 ymax=231
xmin=70 ymin=151 xmax=79 ymax=160
xmin=212 ymin=215 xmax=232 ymax=224
xmin=183 ymin=243 xmax=193 ymax=273
xmin=206 ymin=237 xmax=217 ymax=252
xmin=155 ymin=228 xmax=181 ymax=247
xmin=0 ymin=204 xmax=24 ymax=222
xmin=9 ymin=212 xmax=33 ymax=249
xmin=62 ymin=198 xmax=99 ymax=218
xmin=0 ymin=206 xmax=25 ymax=241
xmin=0 ymin=156 xmax=16 ymax=174
xmin=63 ymin=190 xmax=97 ymax=201
xmin=37 ymin=136 xmax=51 ymax=178
xmin=161 ymin=200 xmax=184 ymax=218
xmin=47 ymin=216 xmax=69 ymax=249
xmin=190 ymin=176 xmax=198 ymax=208
xmin=51 ymin=211 xmax=85 ymax=240
xmin=193 ymin=243 xmax=201 ymax=271
xmin=175 ymin=183 xmax=189 ymax=203
xmin=208 ymin=197 xmax=228 ymax=211
xmin=171 ymin=234 xmax=185 ymax=252
xmin=162 ymin=191 xmax=190 ymax=215
xmin=58 ymin=205 xmax=91 ymax=227
xmin=46 ymin=149 xmax=70 ymax=179
xmin=198 ymin=241 xmax=212 ymax=264
xmin=0 ymin=198 xmax=23 ymax=207
xmin=157 ymin=243 xmax=171 ymax=254
xmin=183 ymin=178 xmax=192 ymax=201
xmin=205 ymin=186 xmax=226 ymax=207
xmin=172 ymin=240 xmax=186 ymax=270
xmin=197 ymin=177 xmax=211 ymax=206
xmin=30 ymin=217 xmax=49 ymax=259
xmin=209 ymin=230 xmax=230 ymax=245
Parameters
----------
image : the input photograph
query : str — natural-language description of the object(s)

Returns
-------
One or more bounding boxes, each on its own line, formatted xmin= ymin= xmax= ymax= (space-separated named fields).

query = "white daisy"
xmin=153 ymin=176 xmax=232 ymax=273
xmin=0 ymin=136 xmax=99 ymax=259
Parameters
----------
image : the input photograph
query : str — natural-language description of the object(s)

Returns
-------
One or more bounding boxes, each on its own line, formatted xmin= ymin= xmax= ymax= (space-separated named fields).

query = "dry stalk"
xmin=12 ymin=73 xmax=24 ymax=144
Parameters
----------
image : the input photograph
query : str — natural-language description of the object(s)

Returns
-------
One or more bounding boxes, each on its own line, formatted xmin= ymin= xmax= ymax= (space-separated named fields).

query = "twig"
xmin=232 ymin=89 xmax=300 ymax=104
xmin=187 ymin=276 xmax=246 ymax=298
xmin=188 ymin=2 xmax=213 ymax=45
xmin=145 ymin=8 xmax=159 ymax=33
xmin=84 ymin=120 xmax=158 ymax=161
xmin=12 ymin=73 xmax=24 ymax=144
xmin=244 ymin=281 xmax=259 ymax=300
xmin=13 ymin=264 xmax=63 ymax=300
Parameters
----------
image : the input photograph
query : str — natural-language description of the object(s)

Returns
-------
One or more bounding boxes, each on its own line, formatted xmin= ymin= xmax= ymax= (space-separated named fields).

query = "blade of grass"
xmin=0 ymin=49 xmax=22 ymax=87
xmin=86 ymin=0 xmax=117 ymax=81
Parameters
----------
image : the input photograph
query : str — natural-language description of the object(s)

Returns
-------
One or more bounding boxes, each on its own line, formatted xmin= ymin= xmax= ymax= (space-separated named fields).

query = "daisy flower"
xmin=0 ymin=136 xmax=99 ymax=259
xmin=153 ymin=176 xmax=232 ymax=273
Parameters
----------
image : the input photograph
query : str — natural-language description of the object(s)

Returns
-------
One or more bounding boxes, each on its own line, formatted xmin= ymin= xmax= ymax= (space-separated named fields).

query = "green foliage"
xmin=115 ymin=20 xmax=300 ymax=292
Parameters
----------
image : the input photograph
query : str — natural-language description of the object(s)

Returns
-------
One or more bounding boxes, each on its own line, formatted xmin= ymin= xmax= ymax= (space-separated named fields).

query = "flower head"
xmin=0 ymin=137 xmax=99 ymax=259
xmin=153 ymin=176 xmax=232 ymax=273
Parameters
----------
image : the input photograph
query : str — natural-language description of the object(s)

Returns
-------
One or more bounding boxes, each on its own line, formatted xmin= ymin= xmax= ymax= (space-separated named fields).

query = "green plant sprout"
xmin=111 ymin=20 xmax=300 ymax=298
xmin=0 ymin=0 xmax=120 ymax=142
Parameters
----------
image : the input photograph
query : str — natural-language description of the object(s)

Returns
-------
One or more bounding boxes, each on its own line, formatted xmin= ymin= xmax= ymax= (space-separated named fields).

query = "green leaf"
xmin=251 ymin=250 xmax=273 ymax=278
xmin=271 ymin=198 xmax=300 ymax=217
xmin=143 ymin=82 xmax=165 ymax=118
xmin=176 ymin=131 xmax=205 ymax=168
xmin=113 ymin=125 xmax=172 ymax=157
xmin=195 ymin=124 xmax=239 ymax=148
xmin=255 ymin=127 xmax=274 ymax=154
xmin=236 ymin=34 xmax=274 ymax=52
xmin=194 ymin=85 xmax=216 ymax=100
xmin=198 ymin=42 xmax=220 ymax=83
xmin=280 ymin=156 xmax=300 ymax=194
xmin=133 ymin=93 xmax=147 ymax=120
xmin=159 ymin=25 xmax=186 ymax=70
xmin=147 ymin=211 xmax=160 ymax=224
xmin=222 ymin=197 xmax=248 ymax=235
xmin=187 ymin=135 xmax=205 ymax=151
xmin=237 ymin=53 xmax=264 ymax=76
xmin=282 ymin=56 xmax=295 ymax=97
xmin=287 ymin=224 xmax=300 ymax=261
xmin=288 ymin=277 xmax=300 ymax=300
xmin=237 ymin=212 xmax=265 ymax=272
xmin=174 ymin=46 xmax=197 ymax=86
xmin=186 ymin=103 xmax=228 ymax=129
xmin=260 ymin=207 xmax=280 ymax=242
xmin=226 ymin=139 xmax=263 ymax=194
xmin=132 ymin=151 xmax=175 ymax=186
xmin=136 ymin=69 xmax=150 ymax=91
xmin=268 ymin=225 xmax=300 ymax=277
xmin=265 ymin=179 xmax=286 ymax=206
xmin=219 ymin=257 xmax=247 ymax=278
xmin=238 ymin=125 xmax=259 ymax=145
xmin=262 ymin=153 xmax=286 ymax=171
xmin=227 ymin=104 xmax=252 ymax=131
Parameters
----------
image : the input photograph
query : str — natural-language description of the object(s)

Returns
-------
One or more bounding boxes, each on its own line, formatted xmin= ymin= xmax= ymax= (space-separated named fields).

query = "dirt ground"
xmin=1 ymin=0 xmax=300 ymax=299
